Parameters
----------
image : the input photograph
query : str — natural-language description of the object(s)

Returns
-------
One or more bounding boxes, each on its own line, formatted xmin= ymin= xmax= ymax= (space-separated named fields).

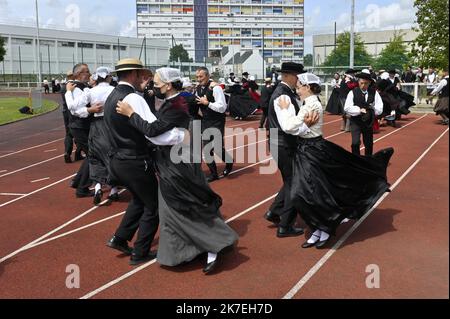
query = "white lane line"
xmin=0 ymin=193 xmax=27 ymax=196
xmin=283 ymin=127 xmax=448 ymax=299
xmin=44 ymin=149 xmax=58 ymax=153
xmin=0 ymin=174 xmax=76 ymax=208
xmin=28 ymin=211 xmax=127 ymax=249
xmin=31 ymin=177 xmax=51 ymax=183
xmin=0 ymin=154 xmax=64 ymax=178
xmin=0 ymin=138 xmax=64 ymax=159
xmin=0 ymin=188 xmax=127 ymax=263
xmin=79 ymin=192 xmax=279 ymax=300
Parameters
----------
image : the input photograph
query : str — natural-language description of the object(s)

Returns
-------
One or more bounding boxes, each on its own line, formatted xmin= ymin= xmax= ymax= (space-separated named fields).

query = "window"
xmin=96 ymin=44 xmax=111 ymax=50
xmin=59 ymin=41 xmax=75 ymax=47
xmin=78 ymin=42 xmax=93 ymax=48
xmin=113 ymin=45 xmax=127 ymax=51
xmin=12 ymin=38 xmax=33 ymax=45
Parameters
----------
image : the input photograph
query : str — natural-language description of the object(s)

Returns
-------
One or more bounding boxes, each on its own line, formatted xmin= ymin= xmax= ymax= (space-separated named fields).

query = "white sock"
xmin=320 ymin=231 xmax=330 ymax=242
xmin=341 ymin=218 xmax=350 ymax=224
xmin=109 ymin=187 xmax=119 ymax=196
xmin=207 ymin=252 xmax=217 ymax=264
xmin=94 ymin=183 xmax=101 ymax=194
xmin=307 ymin=230 xmax=321 ymax=244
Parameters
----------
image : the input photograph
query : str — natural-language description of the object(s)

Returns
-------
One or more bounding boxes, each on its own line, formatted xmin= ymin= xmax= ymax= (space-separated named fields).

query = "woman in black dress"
xmin=276 ymin=73 xmax=394 ymax=249
xmin=116 ymin=68 xmax=238 ymax=274
xmin=325 ymin=73 xmax=343 ymax=115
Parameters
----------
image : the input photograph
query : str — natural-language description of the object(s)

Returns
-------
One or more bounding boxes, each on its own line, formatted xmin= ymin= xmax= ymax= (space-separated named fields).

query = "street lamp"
xmin=227 ymin=13 xmax=236 ymax=75
xmin=35 ymin=0 xmax=42 ymax=85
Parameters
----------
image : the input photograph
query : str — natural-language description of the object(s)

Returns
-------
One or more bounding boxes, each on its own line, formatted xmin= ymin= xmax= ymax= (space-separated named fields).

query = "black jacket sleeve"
xmin=128 ymin=102 xmax=189 ymax=138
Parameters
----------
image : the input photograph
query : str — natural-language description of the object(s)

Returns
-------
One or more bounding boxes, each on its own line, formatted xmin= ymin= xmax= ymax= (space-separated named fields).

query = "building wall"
xmin=136 ymin=0 xmax=305 ymax=63
xmin=0 ymin=24 xmax=170 ymax=76
xmin=312 ymin=29 xmax=419 ymax=66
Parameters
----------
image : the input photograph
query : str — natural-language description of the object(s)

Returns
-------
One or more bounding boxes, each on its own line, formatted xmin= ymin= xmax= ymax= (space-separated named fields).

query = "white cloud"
xmin=120 ymin=20 xmax=136 ymax=37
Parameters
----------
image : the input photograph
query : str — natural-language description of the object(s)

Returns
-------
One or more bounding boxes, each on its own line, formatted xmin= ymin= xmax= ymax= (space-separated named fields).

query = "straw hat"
xmin=115 ymin=58 xmax=151 ymax=74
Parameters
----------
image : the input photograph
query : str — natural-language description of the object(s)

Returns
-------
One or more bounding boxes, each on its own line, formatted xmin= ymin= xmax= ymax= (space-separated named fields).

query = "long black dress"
xmin=286 ymin=96 xmax=394 ymax=236
xmin=127 ymin=94 xmax=238 ymax=266
xmin=325 ymin=80 xmax=343 ymax=115
xmin=227 ymin=85 xmax=259 ymax=119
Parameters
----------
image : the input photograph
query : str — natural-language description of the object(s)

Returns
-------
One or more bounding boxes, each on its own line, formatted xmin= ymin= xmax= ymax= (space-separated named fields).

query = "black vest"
xmin=196 ymin=81 xmax=226 ymax=124
xmin=103 ymin=84 xmax=150 ymax=159
xmin=69 ymin=81 xmax=92 ymax=130
xmin=440 ymin=77 xmax=449 ymax=98
xmin=351 ymin=87 xmax=376 ymax=128
xmin=268 ymin=83 xmax=300 ymax=149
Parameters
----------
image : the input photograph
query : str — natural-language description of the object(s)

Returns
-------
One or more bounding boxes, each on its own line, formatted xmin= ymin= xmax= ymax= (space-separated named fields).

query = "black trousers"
xmin=62 ymin=111 xmax=74 ymax=156
xmin=268 ymin=141 xmax=298 ymax=228
xmin=350 ymin=121 xmax=374 ymax=156
xmin=70 ymin=127 xmax=91 ymax=192
xmin=259 ymin=107 xmax=269 ymax=128
xmin=202 ymin=119 xmax=233 ymax=176
xmin=110 ymin=157 xmax=159 ymax=257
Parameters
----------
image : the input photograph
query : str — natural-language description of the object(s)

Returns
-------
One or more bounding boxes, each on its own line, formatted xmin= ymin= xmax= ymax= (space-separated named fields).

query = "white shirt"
xmin=84 ymin=82 xmax=115 ymax=117
xmin=431 ymin=76 xmax=448 ymax=96
xmin=331 ymin=78 xmax=341 ymax=89
xmin=426 ymin=73 xmax=438 ymax=89
xmin=344 ymin=89 xmax=383 ymax=117
xmin=276 ymin=95 xmax=322 ymax=138
xmin=119 ymin=81 xmax=185 ymax=146
xmin=65 ymin=85 xmax=90 ymax=118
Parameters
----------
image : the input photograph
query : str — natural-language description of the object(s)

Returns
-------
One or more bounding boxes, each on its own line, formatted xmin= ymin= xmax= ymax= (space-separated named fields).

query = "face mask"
xmin=153 ymin=86 xmax=166 ymax=99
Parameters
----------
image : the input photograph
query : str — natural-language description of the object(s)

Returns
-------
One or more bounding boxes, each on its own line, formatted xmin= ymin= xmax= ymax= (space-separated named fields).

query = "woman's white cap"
xmin=156 ymin=67 xmax=182 ymax=83
xmin=297 ymin=73 xmax=321 ymax=86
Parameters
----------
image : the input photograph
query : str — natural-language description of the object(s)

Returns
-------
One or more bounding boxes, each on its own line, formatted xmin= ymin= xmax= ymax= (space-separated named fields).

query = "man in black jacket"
xmin=264 ymin=62 xmax=319 ymax=238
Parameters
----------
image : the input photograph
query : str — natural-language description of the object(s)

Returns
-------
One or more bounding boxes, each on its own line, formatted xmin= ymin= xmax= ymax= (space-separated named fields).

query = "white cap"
xmin=181 ymin=77 xmax=192 ymax=88
xmin=156 ymin=67 xmax=182 ymax=83
xmin=297 ymin=73 xmax=321 ymax=86
xmin=249 ymin=75 xmax=255 ymax=81
xmin=218 ymin=78 xmax=226 ymax=84
xmin=92 ymin=66 xmax=113 ymax=81
xmin=361 ymin=69 xmax=371 ymax=75
xmin=380 ymin=72 xmax=390 ymax=80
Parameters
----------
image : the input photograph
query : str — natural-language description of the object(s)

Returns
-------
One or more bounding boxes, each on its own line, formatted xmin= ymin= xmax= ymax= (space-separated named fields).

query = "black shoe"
xmin=129 ymin=251 xmax=157 ymax=266
xmin=301 ymin=241 xmax=317 ymax=249
xmin=93 ymin=189 xmax=103 ymax=206
xmin=108 ymin=193 xmax=120 ymax=201
xmin=203 ymin=258 xmax=219 ymax=275
xmin=106 ymin=236 xmax=133 ymax=255
xmin=206 ymin=174 xmax=220 ymax=183
xmin=264 ymin=211 xmax=280 ymax=225
xmin=277 ymin=226 xmax=304 ymax=238
xmin=223 ymin=163 xmax=233 ymax=177
xmin=70 ymin=179 xmax=78 ymax=189
xmin=315 ymin=239 xmax=330 ymax=249
xmin=76 ymin=189 xmax=94 ymax=198
xmin=64 ymin=154 xmax=72 ymax=163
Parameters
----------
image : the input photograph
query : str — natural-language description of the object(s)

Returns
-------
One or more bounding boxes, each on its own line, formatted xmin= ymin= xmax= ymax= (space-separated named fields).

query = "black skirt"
xmin=290 ymin=136 xmax=394 ymax=235
xmin=88 ymin=118 xmax=112 ymax=185
xmin=325 ymin=88 xmax=344 ymax=115
xmin=228 ymin=93 xmax=258 ymax=119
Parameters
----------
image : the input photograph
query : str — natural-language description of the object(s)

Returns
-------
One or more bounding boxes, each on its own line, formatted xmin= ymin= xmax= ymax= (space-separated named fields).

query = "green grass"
xmin=0 ymin=97 xmax=59 ymax=125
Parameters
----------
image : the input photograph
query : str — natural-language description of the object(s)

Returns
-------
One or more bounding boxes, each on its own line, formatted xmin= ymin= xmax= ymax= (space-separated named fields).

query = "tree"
xmin=0 ymin=37 xmax=6 ymax=63
xmin=374 ymin=32 xmax=411 ymax=71
xmin=322 ymin=32 xmax=373 ymax=67
xmin=303 ymin=54 xmax=313 ymax=66
xmin=410 ymin=0 xmax=449 ymax=69
xmin=169 ymin=44 xmax=193 ymax=63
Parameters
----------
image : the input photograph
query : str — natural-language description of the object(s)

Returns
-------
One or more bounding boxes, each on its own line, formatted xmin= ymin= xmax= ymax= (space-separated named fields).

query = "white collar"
xmin=118 ymin=81 xmax=135 ymax=90
xmin=166 ymin=92 xmax=180 ymax=100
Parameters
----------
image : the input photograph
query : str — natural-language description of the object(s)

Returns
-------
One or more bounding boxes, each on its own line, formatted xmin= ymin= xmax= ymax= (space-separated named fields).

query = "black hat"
xmin=242 ymin=72 xmax=249 ymax=76
xmin=388 ymin=69 xmax=397 ymax=74
xmin=356 ymin=70 xmax=374 ymax=81
xmin=229 ymin=72 xmax=235 ymax=76
xmin=277 ymin=62 xmax=305 ymax=75
xmin=345 ymin=68 xmax=360 ymax=75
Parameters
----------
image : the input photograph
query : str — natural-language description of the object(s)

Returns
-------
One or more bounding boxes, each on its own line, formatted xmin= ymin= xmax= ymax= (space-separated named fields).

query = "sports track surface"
xmin=0 ymin=93 xmax=448 ymax=299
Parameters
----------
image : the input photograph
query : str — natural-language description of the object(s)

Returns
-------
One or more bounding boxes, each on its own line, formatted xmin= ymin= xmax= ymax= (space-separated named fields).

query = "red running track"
xmin=0 ymin=106 xmax=447 ymax=299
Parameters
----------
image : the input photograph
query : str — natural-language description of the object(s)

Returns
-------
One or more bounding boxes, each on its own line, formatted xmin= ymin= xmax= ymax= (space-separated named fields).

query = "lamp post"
xmin=35 ymin=0 xmax=42 ymax=85
xmin=227 ymin=13 xmax=236 ymax=75
xmin=350 ymin=0 xmax=355 ymax=68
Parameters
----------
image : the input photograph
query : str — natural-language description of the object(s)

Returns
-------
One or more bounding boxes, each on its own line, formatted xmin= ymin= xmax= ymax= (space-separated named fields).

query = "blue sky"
xmin=0 ymin=0 xmax=417 ymax=53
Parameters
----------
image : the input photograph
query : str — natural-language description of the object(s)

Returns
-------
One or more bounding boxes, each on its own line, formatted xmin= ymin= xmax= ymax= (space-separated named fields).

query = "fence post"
xmin=325 ymin=83 xmax=329 ymax=102
xmin=414 ymin=82 xmax=419 ymax=104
